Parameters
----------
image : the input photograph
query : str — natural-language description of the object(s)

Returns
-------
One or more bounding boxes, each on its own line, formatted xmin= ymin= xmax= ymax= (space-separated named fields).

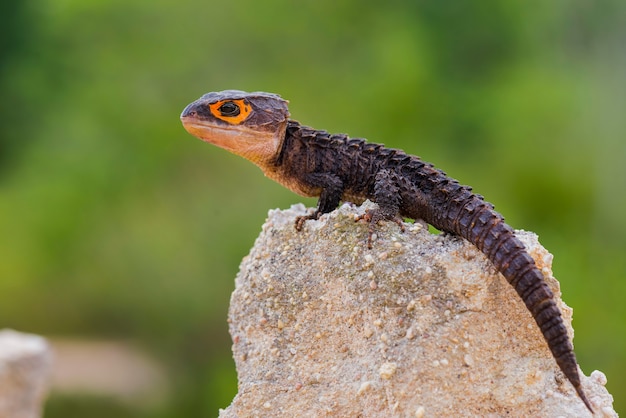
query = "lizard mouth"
xmin=180 ymin=117 xmax=252 ymax=142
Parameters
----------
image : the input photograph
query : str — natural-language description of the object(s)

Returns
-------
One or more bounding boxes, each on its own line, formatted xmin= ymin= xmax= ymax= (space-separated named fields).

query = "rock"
xmin=219 ymin=202 xmax=617 ymax=417
xmin=0 ymin=329 xmax=52 ymax=418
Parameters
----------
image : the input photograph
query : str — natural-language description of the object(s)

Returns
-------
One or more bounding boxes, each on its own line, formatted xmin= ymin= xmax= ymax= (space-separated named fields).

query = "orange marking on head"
xmin=209 ymin=99 xmax=252 ymax=125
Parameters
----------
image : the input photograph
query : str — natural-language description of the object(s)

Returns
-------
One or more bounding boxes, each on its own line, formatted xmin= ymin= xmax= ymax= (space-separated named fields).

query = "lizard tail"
xmin=425 ymin=181 xmax=593 ymax=413
xmin=501 ymin=246 xmax=593 ymax=414
xmin=459 ymin=202 xmax=594 ymax=414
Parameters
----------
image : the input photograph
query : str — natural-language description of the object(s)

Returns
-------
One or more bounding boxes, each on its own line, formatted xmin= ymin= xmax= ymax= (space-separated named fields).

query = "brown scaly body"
xmin=180 ymin=90 xmax=593 ymax=413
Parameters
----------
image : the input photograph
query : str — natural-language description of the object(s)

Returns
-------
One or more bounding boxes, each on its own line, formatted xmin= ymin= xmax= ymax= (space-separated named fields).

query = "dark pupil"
xmin=218 ymin=101 xmax=240 ymax=117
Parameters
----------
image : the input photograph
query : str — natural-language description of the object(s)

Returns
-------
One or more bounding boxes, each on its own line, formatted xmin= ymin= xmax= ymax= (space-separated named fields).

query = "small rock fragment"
xmin=379 ymin=362 xmax=397 ymax=380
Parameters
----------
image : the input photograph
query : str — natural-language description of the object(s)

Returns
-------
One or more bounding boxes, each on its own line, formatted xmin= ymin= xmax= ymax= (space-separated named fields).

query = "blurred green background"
xmin=1 ymin=0 xmax=624 ymax=416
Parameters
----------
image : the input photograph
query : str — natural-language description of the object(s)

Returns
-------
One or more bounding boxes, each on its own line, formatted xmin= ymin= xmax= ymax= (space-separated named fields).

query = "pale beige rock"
xmin=219 ymin=202 xmax=617 ymax=418
xmin=0 ymin=329 xmax=52 ymax=418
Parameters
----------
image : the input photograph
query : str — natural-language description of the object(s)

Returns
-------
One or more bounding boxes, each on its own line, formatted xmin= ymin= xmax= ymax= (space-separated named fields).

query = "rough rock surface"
xmin=219 ymin=202 xmax=617 ymax=418
xmin=0 ymin=329 xmax=52 ymax=418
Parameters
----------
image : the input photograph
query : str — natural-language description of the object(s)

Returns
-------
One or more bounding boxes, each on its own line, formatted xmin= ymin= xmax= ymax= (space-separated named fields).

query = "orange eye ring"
xmin=209 ymin=99 xmax=252 ymax=124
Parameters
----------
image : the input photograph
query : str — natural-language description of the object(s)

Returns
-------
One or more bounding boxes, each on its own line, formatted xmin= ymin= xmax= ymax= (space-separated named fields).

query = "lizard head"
xmin=180 ymin=90 xmax=290 ymax=165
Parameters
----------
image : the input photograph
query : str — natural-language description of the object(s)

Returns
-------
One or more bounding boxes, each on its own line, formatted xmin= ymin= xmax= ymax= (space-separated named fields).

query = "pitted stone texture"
xmin=219 ymin=203 xmax=616 ymax=418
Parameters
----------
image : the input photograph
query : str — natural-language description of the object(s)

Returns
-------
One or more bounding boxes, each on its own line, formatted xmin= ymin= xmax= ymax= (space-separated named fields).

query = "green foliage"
xmin=1 ymin=0 xmax=624 ymax=415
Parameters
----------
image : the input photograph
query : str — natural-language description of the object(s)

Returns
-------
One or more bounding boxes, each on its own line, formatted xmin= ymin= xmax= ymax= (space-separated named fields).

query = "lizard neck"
xmin=260 ymin=120 xmax=322 ymax=197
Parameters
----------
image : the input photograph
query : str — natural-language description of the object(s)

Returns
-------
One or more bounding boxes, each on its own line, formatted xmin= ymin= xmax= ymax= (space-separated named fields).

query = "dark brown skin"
xmin=181 ymin=90 xmax=593 ymax=413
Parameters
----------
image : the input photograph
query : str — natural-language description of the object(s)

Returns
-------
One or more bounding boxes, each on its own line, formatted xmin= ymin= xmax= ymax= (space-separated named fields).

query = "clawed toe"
xmin=295 ymin=211 xmax=320 ymax=231
xmin=356 ymin=209 xmax=405 ymax=249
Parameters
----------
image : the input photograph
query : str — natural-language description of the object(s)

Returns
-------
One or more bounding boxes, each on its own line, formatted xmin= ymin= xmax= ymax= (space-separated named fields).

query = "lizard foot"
xmin=356 ymin=209 xmax=405 ymax=249
xmin=295 ymin=211 xmax=320 ymax=231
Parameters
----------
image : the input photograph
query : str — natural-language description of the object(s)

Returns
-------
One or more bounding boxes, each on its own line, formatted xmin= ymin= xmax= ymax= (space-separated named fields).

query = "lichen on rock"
xmin=219 ymin=202 xmax=616 ymax=418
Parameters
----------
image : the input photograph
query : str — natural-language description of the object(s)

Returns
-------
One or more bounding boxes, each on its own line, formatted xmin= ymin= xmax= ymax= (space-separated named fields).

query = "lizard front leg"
xmin=356 ymin=169 xmax=405 ymax=248
xmin=295 ymin=172 xmax=344 ymax=231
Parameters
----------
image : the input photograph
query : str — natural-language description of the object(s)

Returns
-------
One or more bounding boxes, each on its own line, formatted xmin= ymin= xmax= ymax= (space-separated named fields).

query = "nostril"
xmin=180 ymin=104 xmax=199 ymax=119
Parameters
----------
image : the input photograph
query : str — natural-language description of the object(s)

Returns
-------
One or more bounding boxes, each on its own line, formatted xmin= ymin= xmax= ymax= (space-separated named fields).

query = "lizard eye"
xmin=208 ymin=98 xmax=251 ymax=124
xmin=217 ymin=101 xmax=240 ymax=117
